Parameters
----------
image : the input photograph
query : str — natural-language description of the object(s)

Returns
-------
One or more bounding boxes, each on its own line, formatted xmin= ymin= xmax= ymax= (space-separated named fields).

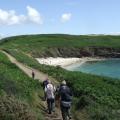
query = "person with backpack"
xmin=42 ymin=77 xmax=49 ymax=100
xmin=58 ymin=80 xmax=72 ymax=120
xmin=45 ymin=80 xmax=56 ymax=114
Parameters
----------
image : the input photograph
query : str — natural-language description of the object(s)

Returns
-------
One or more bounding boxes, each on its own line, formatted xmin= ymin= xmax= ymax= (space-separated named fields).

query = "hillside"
xmin=0 ymin=34 xmax=120 ymax=120
xmin=0 ymin=51 xmax=44 ymax=120
xmin=0 ymin=34 xmax=120 ymax=57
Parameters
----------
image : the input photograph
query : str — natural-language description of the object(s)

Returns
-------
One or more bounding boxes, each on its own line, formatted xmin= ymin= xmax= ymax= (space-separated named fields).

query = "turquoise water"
xmin=66 ymin=59 xmax=120 ymax=79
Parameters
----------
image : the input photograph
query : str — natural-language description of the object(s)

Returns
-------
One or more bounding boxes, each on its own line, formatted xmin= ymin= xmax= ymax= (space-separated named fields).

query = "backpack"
xmin=65 ymin=93 xmax=72 ymax=101
xmin=60 ymin=85 xmax=72 ymax=102
xmin=45 ymin=84 xmax=55 ymax=99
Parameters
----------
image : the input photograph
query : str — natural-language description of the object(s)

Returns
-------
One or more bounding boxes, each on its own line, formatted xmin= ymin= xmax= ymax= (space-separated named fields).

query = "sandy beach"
xmin=36 ymin=57 xmax=106 ymax=68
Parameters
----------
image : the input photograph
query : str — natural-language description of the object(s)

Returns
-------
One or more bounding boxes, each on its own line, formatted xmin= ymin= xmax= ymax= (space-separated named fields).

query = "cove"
xmin=66 ymin=59 xmax=120 ymax=79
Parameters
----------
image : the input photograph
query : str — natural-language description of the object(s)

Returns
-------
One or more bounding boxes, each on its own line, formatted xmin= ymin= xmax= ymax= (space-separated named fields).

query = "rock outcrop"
xmin=33 ymin=47 xmax=120 ymax=58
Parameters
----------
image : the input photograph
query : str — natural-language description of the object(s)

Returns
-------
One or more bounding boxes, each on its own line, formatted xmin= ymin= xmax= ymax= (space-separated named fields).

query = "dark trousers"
xmin=47 ymin=98 xmax=54 ymax=114
xmin=61 ymin=105 xmax=71 ymax=120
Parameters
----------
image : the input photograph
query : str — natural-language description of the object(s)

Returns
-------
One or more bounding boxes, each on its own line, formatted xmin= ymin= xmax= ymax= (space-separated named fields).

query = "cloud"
xmin=27 ymin=6 xmax=43 ymax=24
xmin=61 ymin=13 xmax=72 ymax=23
xmin=0 ymin=9 xmax=26 ymax=25
xmin=0 ymin=6 xmax=43 ymax=26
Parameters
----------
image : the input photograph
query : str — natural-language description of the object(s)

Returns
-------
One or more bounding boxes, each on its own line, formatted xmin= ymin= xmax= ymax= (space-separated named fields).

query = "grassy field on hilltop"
xmin=0 ymin=34 xmax=120 ymax=57
xmin=0 ymin=51 xmax=44 ymax=120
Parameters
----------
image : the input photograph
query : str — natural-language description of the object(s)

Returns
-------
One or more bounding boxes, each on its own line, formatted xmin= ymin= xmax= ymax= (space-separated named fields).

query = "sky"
xmin=0 ymin=0 xmax=120 ymax=37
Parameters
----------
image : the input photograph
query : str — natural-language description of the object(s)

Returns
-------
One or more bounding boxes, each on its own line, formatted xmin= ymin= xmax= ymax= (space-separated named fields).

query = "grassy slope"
xmin=1 ymin=34 xmax=120 ymax=57
xmin=5 ymin=49 xmax=120 ymax=120
xmin=0 ymin=51 xmax=44 ymax=120
xmin=0 ymin=34 xmax=120 ymax=120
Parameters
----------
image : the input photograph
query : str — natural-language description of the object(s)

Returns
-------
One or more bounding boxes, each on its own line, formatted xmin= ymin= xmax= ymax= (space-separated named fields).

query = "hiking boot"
xmin=48 ymin=111 xmax=51 ymax=114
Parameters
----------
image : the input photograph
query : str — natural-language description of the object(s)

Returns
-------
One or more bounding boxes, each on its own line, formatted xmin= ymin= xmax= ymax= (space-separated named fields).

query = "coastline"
xmin=36 ymin=57 xmax=106 ymax=68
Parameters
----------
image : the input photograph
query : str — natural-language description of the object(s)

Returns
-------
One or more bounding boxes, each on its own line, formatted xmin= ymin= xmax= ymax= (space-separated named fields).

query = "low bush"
xmin=0 ymin=95 xmax=36 ymax=120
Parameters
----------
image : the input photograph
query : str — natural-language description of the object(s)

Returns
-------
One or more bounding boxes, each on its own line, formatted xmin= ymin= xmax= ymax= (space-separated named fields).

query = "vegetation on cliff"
xmin=0 ymin=34 xmax=120 ymax=120
xmin=1 ymin=34 xmax=120 ymax=57
xmin=0 ymin=52 xmax=43 ymax=120
xmin=5 ymin=49 xmax=120 ymax=120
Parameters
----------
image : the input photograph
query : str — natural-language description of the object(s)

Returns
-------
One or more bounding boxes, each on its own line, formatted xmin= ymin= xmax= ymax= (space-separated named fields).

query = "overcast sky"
xmin=0 ymin=0 xmax=120 ymax=37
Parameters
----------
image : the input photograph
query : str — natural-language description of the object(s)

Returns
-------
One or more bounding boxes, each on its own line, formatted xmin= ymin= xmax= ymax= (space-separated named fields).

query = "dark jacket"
xmin=59 ymin=85 xmax=72 ymax=102
xmin=43 ymin=80 xmax=49 ymax=89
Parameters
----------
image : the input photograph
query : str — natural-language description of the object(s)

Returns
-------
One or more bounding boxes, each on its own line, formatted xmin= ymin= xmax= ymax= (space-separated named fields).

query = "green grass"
xmin=1 ymin=34 xmax=120 ymax=119
xmin=6 ymin=49 xmax=120 ymax=120
xmin=1 ymin=34 xmax=120 ymax=57
xmin=0 ymin=51 xmax=44 ymax=120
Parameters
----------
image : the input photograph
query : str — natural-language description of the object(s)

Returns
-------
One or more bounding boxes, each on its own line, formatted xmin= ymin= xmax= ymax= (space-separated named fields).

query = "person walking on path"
xmin=58 ymin=80 xmax=72 ymax=120
xmin=45 ymin=80 xmax=56 ymax=114
xmin=32 ymin=70 xmax=35 ymax=79
xmin=43 ymin=77 xmax=49 ymax=100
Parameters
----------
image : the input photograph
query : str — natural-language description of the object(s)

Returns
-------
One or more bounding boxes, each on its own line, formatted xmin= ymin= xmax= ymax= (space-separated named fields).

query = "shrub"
xmin=0 ymin=95 xmax=36 ymax=120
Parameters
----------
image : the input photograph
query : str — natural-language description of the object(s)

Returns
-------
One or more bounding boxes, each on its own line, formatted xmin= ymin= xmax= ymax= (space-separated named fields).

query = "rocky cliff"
xmin=32 ymin=47 xmax=120 ymax=58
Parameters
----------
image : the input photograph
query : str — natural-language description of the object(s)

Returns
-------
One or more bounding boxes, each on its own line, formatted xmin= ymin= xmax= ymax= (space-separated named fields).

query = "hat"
xmin=62 ymin=80 xmax=66 ymax=85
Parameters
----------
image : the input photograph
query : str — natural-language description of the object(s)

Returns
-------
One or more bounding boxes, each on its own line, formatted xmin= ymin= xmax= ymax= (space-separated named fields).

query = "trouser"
xmin=47 ymin=98 xmax=55 ymax=114
xmin=61 ymin=105 xmax=71 ymax=120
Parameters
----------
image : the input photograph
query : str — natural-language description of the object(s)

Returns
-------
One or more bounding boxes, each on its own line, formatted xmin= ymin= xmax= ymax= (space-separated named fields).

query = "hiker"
xmin=58 ymin=80 xmax=72 ymax=120
xmin=43 ymin=77 xmax=49 ymax=100
xmin=45 ymin=80 xmax=56 ymax=114
xmin=32 ymin=70 xmax=35 ymax=79
xmin=55 ymin=85 xmax=61 ymax=108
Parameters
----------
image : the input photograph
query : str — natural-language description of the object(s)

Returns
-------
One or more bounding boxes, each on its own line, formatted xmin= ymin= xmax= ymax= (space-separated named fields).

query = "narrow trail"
xmin=1 ymin=51 xmax=48 ymax=81
xmin=1 ymin=50 xmax=63 ymax=120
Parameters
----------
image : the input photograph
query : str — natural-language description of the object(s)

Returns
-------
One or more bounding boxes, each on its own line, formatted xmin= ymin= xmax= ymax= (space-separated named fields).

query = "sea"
xmin=66 ymin=59 xmax=120 ymax=79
